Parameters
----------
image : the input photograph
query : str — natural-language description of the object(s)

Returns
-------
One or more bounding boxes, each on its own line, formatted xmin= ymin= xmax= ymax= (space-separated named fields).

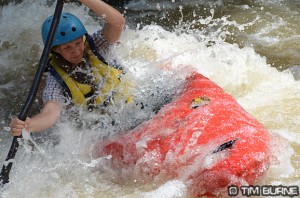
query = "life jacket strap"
xmin=85 ymin=34 xmax=124 ymax=71
xmin=46 ymin=61 xmax=72 ymax=97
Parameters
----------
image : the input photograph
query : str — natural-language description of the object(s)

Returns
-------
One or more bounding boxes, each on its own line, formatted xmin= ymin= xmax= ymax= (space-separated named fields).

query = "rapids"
xmin=0 ymin=0 xmax=299 ymax=197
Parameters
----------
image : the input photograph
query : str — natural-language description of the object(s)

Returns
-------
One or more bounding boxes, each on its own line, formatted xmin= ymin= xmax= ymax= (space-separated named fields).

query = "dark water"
xmin=124 ymin=0 xmax=300 ymax=70
xmin=2 ymin=0 xmax=300 ymax=70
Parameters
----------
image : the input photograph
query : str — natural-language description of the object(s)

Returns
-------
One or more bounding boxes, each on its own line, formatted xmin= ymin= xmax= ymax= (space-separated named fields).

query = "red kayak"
xmin=94 ymin=72 xmax=270 ymax=197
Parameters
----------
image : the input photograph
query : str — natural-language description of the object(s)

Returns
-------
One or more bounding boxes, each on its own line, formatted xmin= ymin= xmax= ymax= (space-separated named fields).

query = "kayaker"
xmin=10 ymin=0 xmax=126 ymax=136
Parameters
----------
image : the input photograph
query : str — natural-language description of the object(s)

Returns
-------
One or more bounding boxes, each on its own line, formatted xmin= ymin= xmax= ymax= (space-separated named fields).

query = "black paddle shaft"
xmin=0 ymin=0 xmax=64 ymax=186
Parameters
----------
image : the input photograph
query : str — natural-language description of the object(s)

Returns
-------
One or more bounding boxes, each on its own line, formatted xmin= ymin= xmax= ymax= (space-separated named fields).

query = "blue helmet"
xmin=42 ymin=12 xmax=87 ymax=47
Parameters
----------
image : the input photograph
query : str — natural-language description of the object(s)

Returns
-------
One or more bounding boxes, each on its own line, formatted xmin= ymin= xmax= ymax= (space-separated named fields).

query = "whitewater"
xmin=0 ymin=1 xmax=299 ymax=197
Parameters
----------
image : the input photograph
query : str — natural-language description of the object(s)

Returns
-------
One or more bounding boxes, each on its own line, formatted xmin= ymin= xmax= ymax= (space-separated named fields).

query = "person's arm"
xmin=10 ymin=100 xmax=62 ymax=136
xmin=80 ymin=0 xmax=125 ymax=44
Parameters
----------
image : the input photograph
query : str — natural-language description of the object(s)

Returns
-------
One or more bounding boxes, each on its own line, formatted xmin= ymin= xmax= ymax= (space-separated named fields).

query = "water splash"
xmin=0 ymin=0 xmax=299 ymax=197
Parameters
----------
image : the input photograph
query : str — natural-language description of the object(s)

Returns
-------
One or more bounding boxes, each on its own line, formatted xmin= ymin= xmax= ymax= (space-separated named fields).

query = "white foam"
xmin=1 ymin=0 xmax=299 ymax=197
xmin=141 ymin=180 xmax=187 ymax=198
xmin=265 ymin=132 xmax=295 ymax=179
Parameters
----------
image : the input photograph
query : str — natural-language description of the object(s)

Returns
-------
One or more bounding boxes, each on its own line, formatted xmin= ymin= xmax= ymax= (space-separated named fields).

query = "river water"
xmin=0 ymin=0 xmax=299 ymax=197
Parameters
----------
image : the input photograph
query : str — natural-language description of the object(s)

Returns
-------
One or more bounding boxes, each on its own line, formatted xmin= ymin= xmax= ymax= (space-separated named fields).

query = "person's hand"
xmin=10 ymin=117 xmax=31 ymax=137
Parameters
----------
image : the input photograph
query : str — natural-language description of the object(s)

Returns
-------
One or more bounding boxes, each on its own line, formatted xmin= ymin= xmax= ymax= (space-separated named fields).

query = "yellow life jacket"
xmin=48 ymin=35 xmax=132 ymax=108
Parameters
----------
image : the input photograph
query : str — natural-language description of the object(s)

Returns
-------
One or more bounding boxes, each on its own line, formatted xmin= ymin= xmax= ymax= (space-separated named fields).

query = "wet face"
xmin=53 ymin=37 xmax=85 ymax=66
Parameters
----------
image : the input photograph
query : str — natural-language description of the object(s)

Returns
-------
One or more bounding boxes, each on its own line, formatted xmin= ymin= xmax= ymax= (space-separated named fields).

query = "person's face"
xmin=53 ymin=37 xmax=85 ymax=66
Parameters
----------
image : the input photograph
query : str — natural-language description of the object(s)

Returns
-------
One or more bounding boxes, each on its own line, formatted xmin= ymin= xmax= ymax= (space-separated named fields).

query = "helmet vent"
xmin=42 ymin=13 xmax=87 ymax=46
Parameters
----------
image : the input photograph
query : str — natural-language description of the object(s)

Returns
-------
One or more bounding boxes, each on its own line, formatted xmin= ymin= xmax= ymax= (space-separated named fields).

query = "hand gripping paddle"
xmin=0 ymin=0 xmax=64 ymax=186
